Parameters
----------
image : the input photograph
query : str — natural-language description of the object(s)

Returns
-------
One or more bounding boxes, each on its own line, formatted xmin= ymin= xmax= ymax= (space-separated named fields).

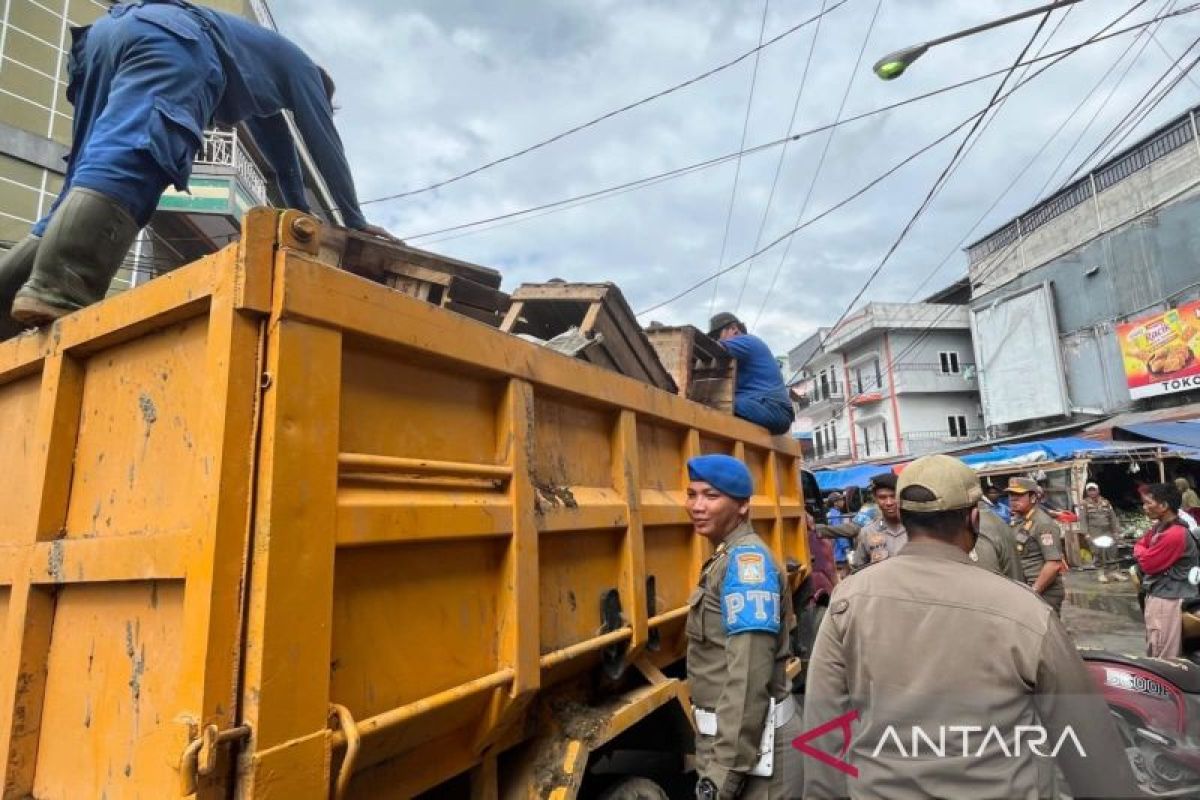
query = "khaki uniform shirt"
xmin=853 ymin=518 xmax=907 ymax=570
xmin=972 ymin=501 xmax=1024 ymax=582
xmin=687 ymin=524 xmax=800 ymax=799
xmin=1080 ymin=497 xmax=1119 ymax=539
xmin=1011 ymin=507 xmax=1065 ymax=612
xmin=802 ymin=540 xmax=1139 ymax=799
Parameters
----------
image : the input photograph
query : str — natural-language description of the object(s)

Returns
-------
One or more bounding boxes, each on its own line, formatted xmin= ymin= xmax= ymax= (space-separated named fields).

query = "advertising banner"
xmin=1116 ymin=300 xmax=1200 ymax=399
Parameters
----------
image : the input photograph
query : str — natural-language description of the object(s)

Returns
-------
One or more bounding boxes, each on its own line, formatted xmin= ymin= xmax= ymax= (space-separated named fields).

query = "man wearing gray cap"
xmin=685 ymin=454 xmax=802 ymax=799
xmin=802 ymin=454 xmax=1140 ymax=799
xmin=708 ymin=312 xmax=794 ymax=435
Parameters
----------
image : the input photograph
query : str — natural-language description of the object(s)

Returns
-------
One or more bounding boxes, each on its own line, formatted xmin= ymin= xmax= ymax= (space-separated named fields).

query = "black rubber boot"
xmin=11 ymin=188 xmax=138 ymax=327
xmin=0 ymin=234 xmax=40 ymax=340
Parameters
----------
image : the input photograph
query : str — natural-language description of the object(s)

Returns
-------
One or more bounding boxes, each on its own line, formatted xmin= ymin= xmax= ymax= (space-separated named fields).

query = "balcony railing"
xmin=807 ymin=388 xmax=846 ymax=409
xmin=808 ymin=445 xmax=853 ymax=468
xmin=893 ymin=362 xmax=976 ymax=375
xmin=195 ymin=129 xmax=268 ymax=206
xmin=899 ymin=429 xmax=985 ymax=457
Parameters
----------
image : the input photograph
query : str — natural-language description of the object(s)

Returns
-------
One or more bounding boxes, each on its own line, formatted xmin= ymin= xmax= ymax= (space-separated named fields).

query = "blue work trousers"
xmin=734 ymin=394 xmax=794 ymax=436
xmin=33 ymin=2 xmax=224 ymax=235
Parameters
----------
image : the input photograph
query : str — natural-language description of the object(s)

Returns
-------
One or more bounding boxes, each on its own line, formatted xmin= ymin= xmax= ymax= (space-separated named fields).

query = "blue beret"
xmin=687 ymin=455 xmax=753 ymax=499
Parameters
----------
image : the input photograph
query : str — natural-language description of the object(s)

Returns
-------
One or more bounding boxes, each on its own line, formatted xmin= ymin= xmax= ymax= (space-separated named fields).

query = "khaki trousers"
xmin=1145 ymin=595 xmax=1183 ymax=658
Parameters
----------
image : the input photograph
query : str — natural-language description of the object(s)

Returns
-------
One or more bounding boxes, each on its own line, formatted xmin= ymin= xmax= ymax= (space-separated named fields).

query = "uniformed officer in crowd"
xmin=684 ymin=455 xmax=802 ymax=800
xmin=851 ymin=474 xmax=905 ymax=570
xmin=1006 ymin=477 xmax=1066 ymax=614
xmin=802 ymin=455 xmax=1140 ymax=799
xmin=1080 ymin=481 xmax=1124 ymax=582
xmin=814 ymin=474 xmax=906 ymax=571
xmin=972 ymin=495 xmax=1023 ymax=582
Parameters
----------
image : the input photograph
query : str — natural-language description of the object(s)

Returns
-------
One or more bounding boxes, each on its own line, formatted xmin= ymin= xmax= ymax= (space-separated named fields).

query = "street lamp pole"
xmin=873 ymin=0 xmax=1083 ymax=80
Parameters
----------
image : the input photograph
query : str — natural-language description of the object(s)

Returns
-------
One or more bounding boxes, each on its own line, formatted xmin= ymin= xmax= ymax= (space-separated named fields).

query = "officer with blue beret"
xmin=685 ymin=454 xmax=802 ymax=800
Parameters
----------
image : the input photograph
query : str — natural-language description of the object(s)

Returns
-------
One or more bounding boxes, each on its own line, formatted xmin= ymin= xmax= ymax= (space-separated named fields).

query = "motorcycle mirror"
xmin=1091 ymin=535 xmax=1114 ymax=549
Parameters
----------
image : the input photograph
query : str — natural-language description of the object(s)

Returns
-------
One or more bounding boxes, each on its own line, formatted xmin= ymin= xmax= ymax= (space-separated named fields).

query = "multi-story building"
xmin=790 ymin=294 xmax=983 ymax=468
xmin=0 ymin=0 xmax=335 ymax=292
xmin=966 ymin=103 xmax=1200 ymax=434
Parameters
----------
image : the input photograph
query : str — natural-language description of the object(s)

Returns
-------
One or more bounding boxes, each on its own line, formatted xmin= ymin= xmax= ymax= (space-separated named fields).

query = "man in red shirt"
xmin=1134 ymin=482 xmax=1200 ymax=658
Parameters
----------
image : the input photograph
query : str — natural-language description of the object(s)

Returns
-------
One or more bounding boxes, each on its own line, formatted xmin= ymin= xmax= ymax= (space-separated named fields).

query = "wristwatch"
xmin=695 ymin=777 xmax=718 ymax=800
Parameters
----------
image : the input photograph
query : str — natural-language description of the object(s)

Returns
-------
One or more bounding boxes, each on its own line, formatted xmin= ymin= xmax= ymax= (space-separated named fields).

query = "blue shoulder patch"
xmin=721 ymin=544 xmax=781 ymax=636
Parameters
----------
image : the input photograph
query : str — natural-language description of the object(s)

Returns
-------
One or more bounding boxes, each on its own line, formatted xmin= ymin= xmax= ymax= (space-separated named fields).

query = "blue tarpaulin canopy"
xmin=813 ymin=434 xmax=1199 ymax=492
xmin=1115 ymin=421 xmax=1200 ymax=449
xmin=959 ymin=437 xmax=1110 ymax=469
xmin=814 ymin=463 xmax=893 ymax=491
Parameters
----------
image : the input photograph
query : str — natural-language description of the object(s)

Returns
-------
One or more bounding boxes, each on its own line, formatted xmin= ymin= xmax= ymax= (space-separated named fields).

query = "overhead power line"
xmin=1062 ymin=27 xmax=1200 ymax=183
xmin=357 ymin=0 xmax=849 ymax=207
xmin=404 ymin=4 xmax=1200 ymax=245
xmin=710 ymin=0 xmax=773 ymax=316
xmin=634 ymin=0 xmax=1162 ymax=321
xmin=1036 ymin=0 xmax=1173 ymax=195
xmin=780 ymin=9 xmax=1056 ymax=342
xmin=747 ymin=0 xmax=882 ymax=327
xmin=1090 ymin=37 xmax=1200 ymax=164
xmin=731 ymin=0 xmax=834 ymax=313
xmin=904 ymin=0 xmax=1158 ymax=302
xmin=635 ymin=114 xmax=986 ymax=318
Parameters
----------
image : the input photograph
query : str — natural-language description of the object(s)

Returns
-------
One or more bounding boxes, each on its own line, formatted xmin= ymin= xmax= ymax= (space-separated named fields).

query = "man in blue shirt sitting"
xmin=1 ymin=0 xmax=393 ymax=334
xmin=709 ymin=311 xmax=795 ymax=435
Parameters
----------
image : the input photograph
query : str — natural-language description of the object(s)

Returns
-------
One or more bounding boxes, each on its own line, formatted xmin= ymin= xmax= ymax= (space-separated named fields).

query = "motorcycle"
xmin=1080 ymin=544 xmax=1200 ymax=796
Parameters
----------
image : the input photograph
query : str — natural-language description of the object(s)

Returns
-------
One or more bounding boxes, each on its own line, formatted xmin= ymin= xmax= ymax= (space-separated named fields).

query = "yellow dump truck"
xmin=0 ymin=209 xmax=810 ymax=799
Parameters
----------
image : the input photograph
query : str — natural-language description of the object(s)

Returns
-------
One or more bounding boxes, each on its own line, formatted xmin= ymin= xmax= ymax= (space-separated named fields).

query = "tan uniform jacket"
xmin=1080 ymin=497 xmax=1119 ymax=539
xmin=972 ymin=501 xmax=1024 ymax=582
xmin=852 ymin=519 xmax=906 ymax=570
xmin=802 ymin=540 xmax=1140 ymax=799
xmin=687 ymin=524 xmax=801 ymax=799
xmin=1011 ymin=507 xmax=1065 ymax=611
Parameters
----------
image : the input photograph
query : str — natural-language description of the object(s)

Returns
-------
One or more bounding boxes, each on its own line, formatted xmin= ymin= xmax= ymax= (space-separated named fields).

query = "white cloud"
xmin=270 ymin=0 xmax=1200 ymax=352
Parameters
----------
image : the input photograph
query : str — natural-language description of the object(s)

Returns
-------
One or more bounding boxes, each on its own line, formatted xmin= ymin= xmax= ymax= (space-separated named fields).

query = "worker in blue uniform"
xmin=0 ymin=0 xmax=392 ymax=335
xmin=708 ymin=312 xmax=795 ymax=436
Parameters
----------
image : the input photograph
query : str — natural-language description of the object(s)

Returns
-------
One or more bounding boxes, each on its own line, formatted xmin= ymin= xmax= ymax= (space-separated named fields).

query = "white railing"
xmin=195 ymin=129 xmax=268 ymax=206
xmin=249 ymin=0 xmax=280 ymax=30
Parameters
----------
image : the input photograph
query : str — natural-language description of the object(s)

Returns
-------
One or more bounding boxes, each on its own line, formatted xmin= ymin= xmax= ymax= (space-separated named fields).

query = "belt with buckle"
xmin=692 ymin=695 xmax=796 ymax=736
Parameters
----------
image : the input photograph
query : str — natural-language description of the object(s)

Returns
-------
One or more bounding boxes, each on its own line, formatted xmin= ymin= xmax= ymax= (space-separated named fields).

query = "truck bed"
xmin=0 ymin=209 xmax=808 ymax=799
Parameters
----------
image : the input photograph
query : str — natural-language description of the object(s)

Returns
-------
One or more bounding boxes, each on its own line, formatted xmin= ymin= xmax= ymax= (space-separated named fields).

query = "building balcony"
xmin=158 ymin=129 xmax=268 ymax=222
xmin=823 ymin=303 xmax=971 ymax=352
xmin=806 ymin=388 xmax=846 ymax=412
xmin=892 ymin=362 xmax=979 ymax=394
xmin=899 ymin=429 xmax=985 ymax=457
xmin=807 ymin=444 xmax=854 ymax=469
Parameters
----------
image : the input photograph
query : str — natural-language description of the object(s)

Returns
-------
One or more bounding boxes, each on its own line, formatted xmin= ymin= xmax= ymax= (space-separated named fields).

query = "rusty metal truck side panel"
xmin=0 ymin=209 xmax=807 ymax=799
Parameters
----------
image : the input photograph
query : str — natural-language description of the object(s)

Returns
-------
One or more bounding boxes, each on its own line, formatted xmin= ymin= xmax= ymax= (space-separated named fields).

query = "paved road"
xmin=1061 ymin=569 xmax=1145 ymax=654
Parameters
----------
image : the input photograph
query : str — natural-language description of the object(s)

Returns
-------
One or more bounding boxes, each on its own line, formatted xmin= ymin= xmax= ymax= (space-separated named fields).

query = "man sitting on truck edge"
xmin=685 ymin=454 xmax=802 ymax=800
xmin=0 ymin=0 xmax=395 ymax=338
xmin=707 ymin=312 xmax=795 ymax=436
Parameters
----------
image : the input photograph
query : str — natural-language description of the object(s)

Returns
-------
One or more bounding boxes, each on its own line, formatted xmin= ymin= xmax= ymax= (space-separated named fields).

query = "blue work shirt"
xmin=79 ymin=1 xmax=367 ymax=230
xmin=721 ymin=334 xmax=790 ymax=405
xmin=828 ymin=508 xmax=851 ymax=564
xmin=189 ymin=2 xmax=368 ymax=228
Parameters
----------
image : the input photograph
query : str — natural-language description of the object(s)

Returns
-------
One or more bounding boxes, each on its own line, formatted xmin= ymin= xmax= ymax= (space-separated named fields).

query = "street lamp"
xmin=872 ymin=0 xmax=1083 ymax=80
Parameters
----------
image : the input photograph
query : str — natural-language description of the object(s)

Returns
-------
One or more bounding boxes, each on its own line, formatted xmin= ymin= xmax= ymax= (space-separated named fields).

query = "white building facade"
xmin=791 ymin=303 xmax=983 ymax=467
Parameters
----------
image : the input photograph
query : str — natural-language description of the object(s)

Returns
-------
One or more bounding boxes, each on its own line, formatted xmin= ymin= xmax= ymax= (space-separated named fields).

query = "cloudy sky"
xmin=270 ymin=0 xmax=1200 ymax=353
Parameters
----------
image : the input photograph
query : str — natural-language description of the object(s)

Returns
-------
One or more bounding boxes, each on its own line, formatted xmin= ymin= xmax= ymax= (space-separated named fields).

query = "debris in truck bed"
xmin=644 ymin=323 xmax=736 ymax=413
xmin=316 ymin=226 xmax=510 ymax=326
xmin=501 ymin=282 xmax=677 ymax=392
